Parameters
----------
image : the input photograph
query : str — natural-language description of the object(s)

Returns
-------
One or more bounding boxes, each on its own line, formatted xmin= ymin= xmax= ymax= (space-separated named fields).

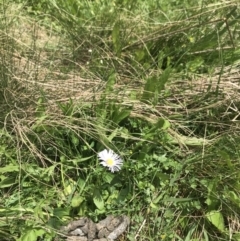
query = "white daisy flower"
xmin=98 ymin=149 xmax=123 ymax=173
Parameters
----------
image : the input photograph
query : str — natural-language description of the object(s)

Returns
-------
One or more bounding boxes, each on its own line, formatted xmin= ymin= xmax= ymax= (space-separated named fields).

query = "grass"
xmin=1 ymin=0 xmax=240 ymax=240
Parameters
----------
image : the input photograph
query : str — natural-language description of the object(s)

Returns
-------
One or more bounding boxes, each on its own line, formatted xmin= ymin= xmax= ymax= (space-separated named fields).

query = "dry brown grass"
xmin=2 ymin=1 xmax=240 ymax=154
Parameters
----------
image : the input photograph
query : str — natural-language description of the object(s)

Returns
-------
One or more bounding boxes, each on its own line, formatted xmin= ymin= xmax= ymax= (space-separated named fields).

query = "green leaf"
xmin=134 ymin=49 xmax=146 ymax=62
xmin=154 ymin=118 xmax=170 ymax=130
xmin=152 ymin=192 xmax=164 ymax=205
xmin=93 ymin=190 xmax=105 ymax=210
xmin=157 ymin=67 xmax=171 ymax=91
xmin=113 ymin=109 xmax=131 ymax=124
xmin=103 ymin=172 xmax=114 ymax=184
xmin=35 ymin=97 xmax=46 ymax=117
xmin=71 ymin=133 xmax=79 ymax=146
xmin=112 ymin=21 xmax=121 ymax=56
xmin=141 ymin=75 xmax=158 ymax=103
xmin=0 ymin=165 xmax=19 ymax=173
xmin=205 ymin=179 xmax=220 ymax=209
xmin=57 ymin=98 xmax=74 ymax=116
xmin=117 ymin=187 xmax=129 ymax=202
xmin=150 ymin=202 xmax=158 ymax=210
xmin=203 ymin=229 xmax=209 ymax=241
xmin=227 ymin=191 xmax=240 ymax=208
xmin=0 ymin=177 xmax=16 ymax=188
xmin=107 ymin=128 xmax=119 ymax=142
xmin=145 ymin=118 xmax=170 ymax=139
xmin=206 ymin=211 xmax=225 ymax=232
xmin=141 ymin=69 xmax=171 ymax=104
xmin=232 ymin=233 xmax=240 ymax=241
xmin=184 ymin=225 xmax=196 ymax=241
xmin=163 ymin=197 xmax=196 ymax=203
xmin=96 ymin=128 xmax=112 ymax=148
xmin=68 ymin=155 xmax=93 ymax=164
xmin=17 ymin=228 xmax=45 ymax=241
xmin=53 ymin=207 xmax=70 ymax=218
xmin=0 ymin=207 xmax=34 ymax=215
xmin=105 ymin=73 xmax=116 ymax=95
xmin=71 ymin=196 xmax=84 ymax=208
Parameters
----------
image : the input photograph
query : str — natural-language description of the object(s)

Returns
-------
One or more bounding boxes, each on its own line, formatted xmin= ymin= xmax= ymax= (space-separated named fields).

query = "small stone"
xmin=93 ymin=239 xmax=111 ymax=241
xmin=81 ymin=223 xmax=89 ymax=234
xmin=67 ymin=237 xmax=88 ymax=241
xmin=62 ymin=218 xmax=87 ymax=232
xmin=98 ymin=227 xmax=110 ymax=238
xmin=107 ymin=217 xmax=121 ymax=232
xmin=107 ymin=216 xmax=130 ymax=240
xmin=93 ymin=239 xmax=102 ymax=241
xmin=88 ymin=219 xmax=97 ymax=241
xmin=96 ymin=215 xmax=114 ymax=231
xmin=69 ymin=228 xmax=85 ymax=236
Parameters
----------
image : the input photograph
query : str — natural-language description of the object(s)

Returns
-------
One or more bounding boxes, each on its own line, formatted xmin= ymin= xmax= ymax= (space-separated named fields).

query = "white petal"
xmin=98 ymin=149 xmax=123 ymax=172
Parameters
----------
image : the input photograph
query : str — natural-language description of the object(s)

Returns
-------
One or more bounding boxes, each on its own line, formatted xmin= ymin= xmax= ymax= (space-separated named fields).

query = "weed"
xmin=1 ymin=1 xmax=240 ymax=241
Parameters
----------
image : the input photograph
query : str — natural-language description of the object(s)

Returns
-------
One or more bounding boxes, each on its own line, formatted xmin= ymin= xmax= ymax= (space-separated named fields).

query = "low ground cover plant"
xmin=1 ymin=0 xmax=240 ymax=240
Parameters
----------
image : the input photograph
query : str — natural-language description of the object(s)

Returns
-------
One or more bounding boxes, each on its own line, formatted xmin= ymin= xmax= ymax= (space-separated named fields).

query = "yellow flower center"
xmin=106 ymin=158 xmax=114 ymax=166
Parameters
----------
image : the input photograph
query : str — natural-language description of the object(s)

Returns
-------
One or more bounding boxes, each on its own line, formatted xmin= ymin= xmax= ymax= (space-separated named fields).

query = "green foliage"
xmin=1 ymin=0 xmax=240 ymax=240
xmin=141 ymin=68 xmax=171 ymax=105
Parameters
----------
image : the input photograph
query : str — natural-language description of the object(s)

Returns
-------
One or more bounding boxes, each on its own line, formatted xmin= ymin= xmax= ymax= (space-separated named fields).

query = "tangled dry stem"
xmin=2 ymin=1 xmax=240 ymax=158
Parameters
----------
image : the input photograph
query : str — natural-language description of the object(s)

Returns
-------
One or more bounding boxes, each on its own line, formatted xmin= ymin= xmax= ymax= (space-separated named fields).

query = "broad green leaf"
xmin=117 ymin=187 xmax=129 ymax=202
xmin=103 ymin=172 xmax=115 ymax=184
xmin=17 ymin=228 xmax=45 ymax=241
xmin=0 ymin=177 xmax=16 ymax=188
xmin=154 ymin=118 xmax=170 ymax=130
xmin=228 ymin=190 xmax=238 ymax=200
xmin=17 ymin=230 xmax=36 ymax=241
xmin=71 ymin=196 xmax=84 ymax=208
xmin=150 ymin=202 xmax=158 ymax=210
xmin=206 ymin=211 xmax=225 ymax=232
xmin=64 ymin=183 xmax=74 ymax=195
xmin=53 ymin=207 xmax=70 ymax=218
xmin=152 ymin=192 xmax=164 ymax=205
xmin=34 ymin=229 xmax=46 ymax=238
xmin=93 ymin=190 xmax=105 ymax=210
xmin=106 ymin=190 xmax=119 ymax=204
xmin=0 ymin=165 xmax=19 ymax=173
xmin=156 ymin=172 xmax=169 ymax=181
